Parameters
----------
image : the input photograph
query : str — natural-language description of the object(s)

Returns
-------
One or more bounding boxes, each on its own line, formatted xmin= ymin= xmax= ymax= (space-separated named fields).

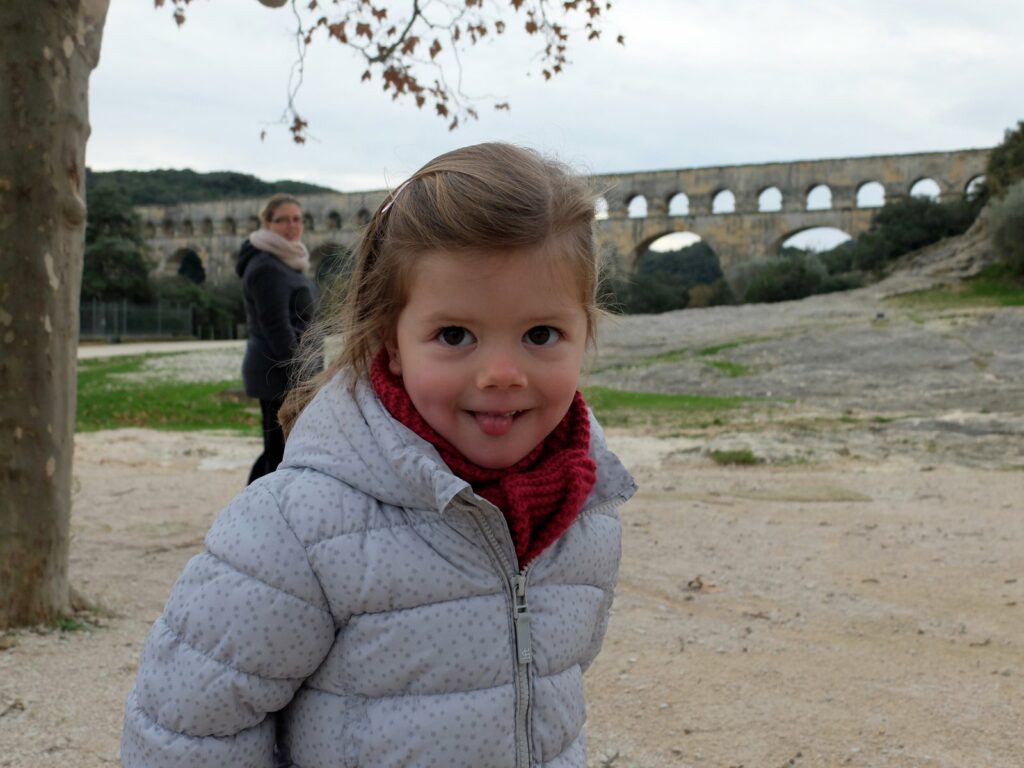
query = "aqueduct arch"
xmin=138 ymin=148 xmax=988 ymax=284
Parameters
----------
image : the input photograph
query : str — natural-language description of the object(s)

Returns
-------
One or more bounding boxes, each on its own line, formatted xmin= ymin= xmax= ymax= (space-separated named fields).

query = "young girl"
xmin=121 ymin=143 xmax=637 ymax=768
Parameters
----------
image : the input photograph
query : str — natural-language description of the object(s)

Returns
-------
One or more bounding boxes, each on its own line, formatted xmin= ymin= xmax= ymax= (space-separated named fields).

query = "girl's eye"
xmin=437 ymin=326 xmax=476 ymax=347
xmin=524 ymin=326 xmax=562 ymax=346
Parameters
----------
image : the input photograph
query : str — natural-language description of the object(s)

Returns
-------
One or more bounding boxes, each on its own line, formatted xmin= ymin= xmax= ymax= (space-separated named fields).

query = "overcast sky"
xmin=89 ymin=0 xmax=1022 ymax=193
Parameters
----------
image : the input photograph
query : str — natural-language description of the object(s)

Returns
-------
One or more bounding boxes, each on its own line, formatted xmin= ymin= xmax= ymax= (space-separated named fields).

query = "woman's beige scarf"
xmin=249 ymin=229 xmax=310 ymax=272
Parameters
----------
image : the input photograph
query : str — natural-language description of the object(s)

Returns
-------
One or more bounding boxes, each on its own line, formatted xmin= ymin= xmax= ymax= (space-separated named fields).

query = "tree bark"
xmin=0 ymin=0 xmax=109 ymax=628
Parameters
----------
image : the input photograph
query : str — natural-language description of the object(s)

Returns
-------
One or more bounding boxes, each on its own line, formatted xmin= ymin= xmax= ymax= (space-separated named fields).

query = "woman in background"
xmin=236 ymin=193 xmax=318 ymax=483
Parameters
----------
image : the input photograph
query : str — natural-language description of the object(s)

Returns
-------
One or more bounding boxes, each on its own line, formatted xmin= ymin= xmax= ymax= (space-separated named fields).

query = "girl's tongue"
xmin=473 ymin=411 xmax=517 ymax=436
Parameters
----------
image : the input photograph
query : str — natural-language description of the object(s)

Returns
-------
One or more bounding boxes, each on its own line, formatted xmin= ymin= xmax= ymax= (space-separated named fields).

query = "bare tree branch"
xmin=156 ymin=0 xmax=622 ymax=142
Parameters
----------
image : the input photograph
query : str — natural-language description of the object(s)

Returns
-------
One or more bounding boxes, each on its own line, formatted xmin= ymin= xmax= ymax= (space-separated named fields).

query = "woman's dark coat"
xmin=236 ymin=240 xmax=319 ymax=401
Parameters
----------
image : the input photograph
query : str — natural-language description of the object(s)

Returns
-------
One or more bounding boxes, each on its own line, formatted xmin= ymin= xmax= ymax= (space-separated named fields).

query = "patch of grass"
xmin=887 ymin=264 xmax=1024 ymax=309
xmin=583 ymin=386 xmax=750 ymax=430
xmin=77 ymin=354 xmax=259 ymax=434
xmin=709 ymin=448 xmax=762 ymax=466
xmin=699 ymin=341 xmax=746 ymax=356
xmin=591 ymin=347 xmax=689 ymax=373
xmin=584 ymin=386 xmax=748 ymax=415
xmin=703 ymin=360 xmax=752 ymax=377
xmin=54 ymin=616 xmax=96 ymax=633
xmin=595 ymin=337 xmax=765 ymax=374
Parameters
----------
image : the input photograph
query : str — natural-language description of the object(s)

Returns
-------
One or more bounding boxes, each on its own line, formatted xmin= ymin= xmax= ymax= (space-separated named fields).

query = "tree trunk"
xmin=0 ymin=0 xmax=109 ymax=628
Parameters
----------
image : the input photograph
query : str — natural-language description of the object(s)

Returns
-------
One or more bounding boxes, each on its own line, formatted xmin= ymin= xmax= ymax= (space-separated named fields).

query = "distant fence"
xmin=79 ymin=299 xmax=194 ymax=341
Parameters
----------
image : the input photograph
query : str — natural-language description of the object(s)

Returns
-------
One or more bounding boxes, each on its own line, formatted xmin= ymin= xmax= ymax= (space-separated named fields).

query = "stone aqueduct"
xmin=138 ymin=148 xmax=989 ymax=283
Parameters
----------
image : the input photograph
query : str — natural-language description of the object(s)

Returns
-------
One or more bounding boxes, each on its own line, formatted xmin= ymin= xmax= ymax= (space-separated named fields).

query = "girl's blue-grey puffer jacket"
xmin=120 ymin=370 xmax=637 ymax=768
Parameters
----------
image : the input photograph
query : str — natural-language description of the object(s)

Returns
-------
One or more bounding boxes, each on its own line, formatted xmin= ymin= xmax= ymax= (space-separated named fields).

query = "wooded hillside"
xmin=85 ymin=168 xmax=337 ymax=206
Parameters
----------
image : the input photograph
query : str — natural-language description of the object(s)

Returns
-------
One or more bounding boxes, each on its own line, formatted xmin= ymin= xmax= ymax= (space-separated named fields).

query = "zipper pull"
xmin=512 ymin=575 xmax=532 ymax=664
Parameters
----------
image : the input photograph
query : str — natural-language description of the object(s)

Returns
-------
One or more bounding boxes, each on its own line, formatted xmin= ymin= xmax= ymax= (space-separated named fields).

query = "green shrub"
xmin=687 ymin=279 xmax=735 ymax=308
xmin=743 ymin=250 xmax=828 ymax=304
xmin=601 ymin=240 xmax=734 ymax=314
xmin=709 ymin=449 xmax=762 ymax=466
xmin=154 ymin=276 xmax=245 ymax=339
xmin=603 ymin=271 xmax=690 ymax=314
xmin=637 ymin=241 xmax=724 ymax=285
xmin=986 ymin=120 xmax=1024 ymax=199
xmin=817 ymin=241 xmax=857 ymax=275
xmin=82 ymin=185 xmax=154 ymax=303
xmin=990 ymin=179 xmax=1024 ymax=274
xmin=82 ymin=236 xmax=155 ymax=303
xmin=851 ymin=195 xmax=982 ymax=272
xmin=825 ymin=273 xmax=862 ymax=292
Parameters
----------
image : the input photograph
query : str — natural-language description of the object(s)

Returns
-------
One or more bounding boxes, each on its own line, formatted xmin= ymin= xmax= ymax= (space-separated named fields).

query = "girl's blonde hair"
xmin=260 ymin=193 xmax=302 ymax=226
xmin=279 ymin=142 xmax=600 ymax=436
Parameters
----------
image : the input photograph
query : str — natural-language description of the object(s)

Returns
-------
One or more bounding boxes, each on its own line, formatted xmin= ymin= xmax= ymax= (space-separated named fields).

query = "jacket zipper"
xmin=511 ymin=571 xmax=533 ymax=768
xmin=461 ymin=500 xmax=534 ymax=768
xmin=460 ymin=490 xmax=630 ymax=767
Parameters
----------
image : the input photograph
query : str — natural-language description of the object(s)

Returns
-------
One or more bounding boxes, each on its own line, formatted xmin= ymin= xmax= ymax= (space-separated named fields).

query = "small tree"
xmin=990 ymin=179 xmax=1024 ymax=275
xmin=986 ymin=120 xmax=1024 ymax=199
xmin=82 ymin=238 xmax=154 ymax=303
xmin=81 ymin=185 xmax=154 ymax=303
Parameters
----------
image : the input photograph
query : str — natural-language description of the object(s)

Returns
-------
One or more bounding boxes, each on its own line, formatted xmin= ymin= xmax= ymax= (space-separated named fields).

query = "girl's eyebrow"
xmin=421 ymin=310 xmax=469 ymax=325
xmin=423 ymin=307 xmax=578 ymax=323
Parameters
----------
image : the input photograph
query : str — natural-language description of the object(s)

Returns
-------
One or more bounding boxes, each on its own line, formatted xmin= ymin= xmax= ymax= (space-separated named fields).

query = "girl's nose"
xmin=476 ymin=348 xmax=527 ymax=390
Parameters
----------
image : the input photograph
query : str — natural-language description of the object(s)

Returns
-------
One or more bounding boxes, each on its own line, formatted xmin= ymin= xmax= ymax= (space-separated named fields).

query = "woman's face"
xmin=266 ymin=203 xmax=304 ymax=242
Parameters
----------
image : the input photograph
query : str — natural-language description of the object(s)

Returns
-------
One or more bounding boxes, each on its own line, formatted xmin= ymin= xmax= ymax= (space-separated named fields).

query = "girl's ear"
xmin=385 ymin=339 xmax=402 ymax=376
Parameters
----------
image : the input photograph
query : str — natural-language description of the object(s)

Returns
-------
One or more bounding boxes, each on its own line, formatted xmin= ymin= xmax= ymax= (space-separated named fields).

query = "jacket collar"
xmin=282 ymin=370 xmax=636 ymax=514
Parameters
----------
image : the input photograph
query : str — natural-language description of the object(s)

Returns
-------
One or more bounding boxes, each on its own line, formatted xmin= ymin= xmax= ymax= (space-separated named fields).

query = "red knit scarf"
xmin=370 ymin=351 xmax=597 ymax=565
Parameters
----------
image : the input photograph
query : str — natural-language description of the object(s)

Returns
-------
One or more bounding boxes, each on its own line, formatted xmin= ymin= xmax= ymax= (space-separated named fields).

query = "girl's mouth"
xmin=471 ymin=410 xmax=522 ymax=437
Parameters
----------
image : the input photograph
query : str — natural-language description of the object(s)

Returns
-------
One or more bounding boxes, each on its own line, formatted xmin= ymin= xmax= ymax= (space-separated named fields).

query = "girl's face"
xmin=266 ymin=203 xmax=304 ymax=242
xmin=387 ymin=245 xmax=588 ymax=469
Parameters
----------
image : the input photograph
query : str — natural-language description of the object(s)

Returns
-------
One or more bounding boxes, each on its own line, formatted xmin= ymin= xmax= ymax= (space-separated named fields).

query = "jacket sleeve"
xmin=246 ymin=261 xmax=302 ymax=365
xmin=120 ymin=484 xmax=335 ymax=768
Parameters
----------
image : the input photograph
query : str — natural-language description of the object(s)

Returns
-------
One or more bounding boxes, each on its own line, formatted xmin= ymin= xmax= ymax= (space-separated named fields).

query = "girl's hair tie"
xmin=380 ymin=179 xmax=413 ymax=215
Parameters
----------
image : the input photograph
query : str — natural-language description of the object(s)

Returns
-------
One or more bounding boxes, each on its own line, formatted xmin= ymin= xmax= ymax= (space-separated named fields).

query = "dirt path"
xmin=0 ymin=427 xmax=1020 ymax=768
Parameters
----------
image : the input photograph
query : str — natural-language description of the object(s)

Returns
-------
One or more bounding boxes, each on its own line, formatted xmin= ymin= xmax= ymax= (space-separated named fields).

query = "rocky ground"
xmin=1 ymin=234 xmax=1022 ymax=767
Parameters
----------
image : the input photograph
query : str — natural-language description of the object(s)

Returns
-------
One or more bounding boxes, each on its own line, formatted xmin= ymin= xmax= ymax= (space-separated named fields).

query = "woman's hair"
xmin=260 ymin=193 xmax=302 ymax=226
xmin=279 ymin=142 xmax=600 ymax=436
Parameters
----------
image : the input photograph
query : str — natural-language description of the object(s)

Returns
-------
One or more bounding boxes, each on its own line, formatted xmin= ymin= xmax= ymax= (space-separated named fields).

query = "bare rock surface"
xmin=589 ymin=268 xmax=1024 ymax=470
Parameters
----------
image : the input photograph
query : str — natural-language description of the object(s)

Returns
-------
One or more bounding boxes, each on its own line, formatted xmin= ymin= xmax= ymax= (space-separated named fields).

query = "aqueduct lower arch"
xmin=137 ymin=148 xmax=988 ymax=283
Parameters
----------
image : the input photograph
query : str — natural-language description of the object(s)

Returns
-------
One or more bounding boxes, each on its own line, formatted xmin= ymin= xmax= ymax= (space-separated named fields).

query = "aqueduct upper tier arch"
xmin=138 ymin=148 xmax=988 ymax=282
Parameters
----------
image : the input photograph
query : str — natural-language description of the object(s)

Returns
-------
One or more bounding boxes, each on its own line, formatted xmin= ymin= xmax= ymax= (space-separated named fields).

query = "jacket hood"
xmin=235 ymin=239 xmax=260 ymax=277
xmin=280 ymin=371 xmax=637 ymax=514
